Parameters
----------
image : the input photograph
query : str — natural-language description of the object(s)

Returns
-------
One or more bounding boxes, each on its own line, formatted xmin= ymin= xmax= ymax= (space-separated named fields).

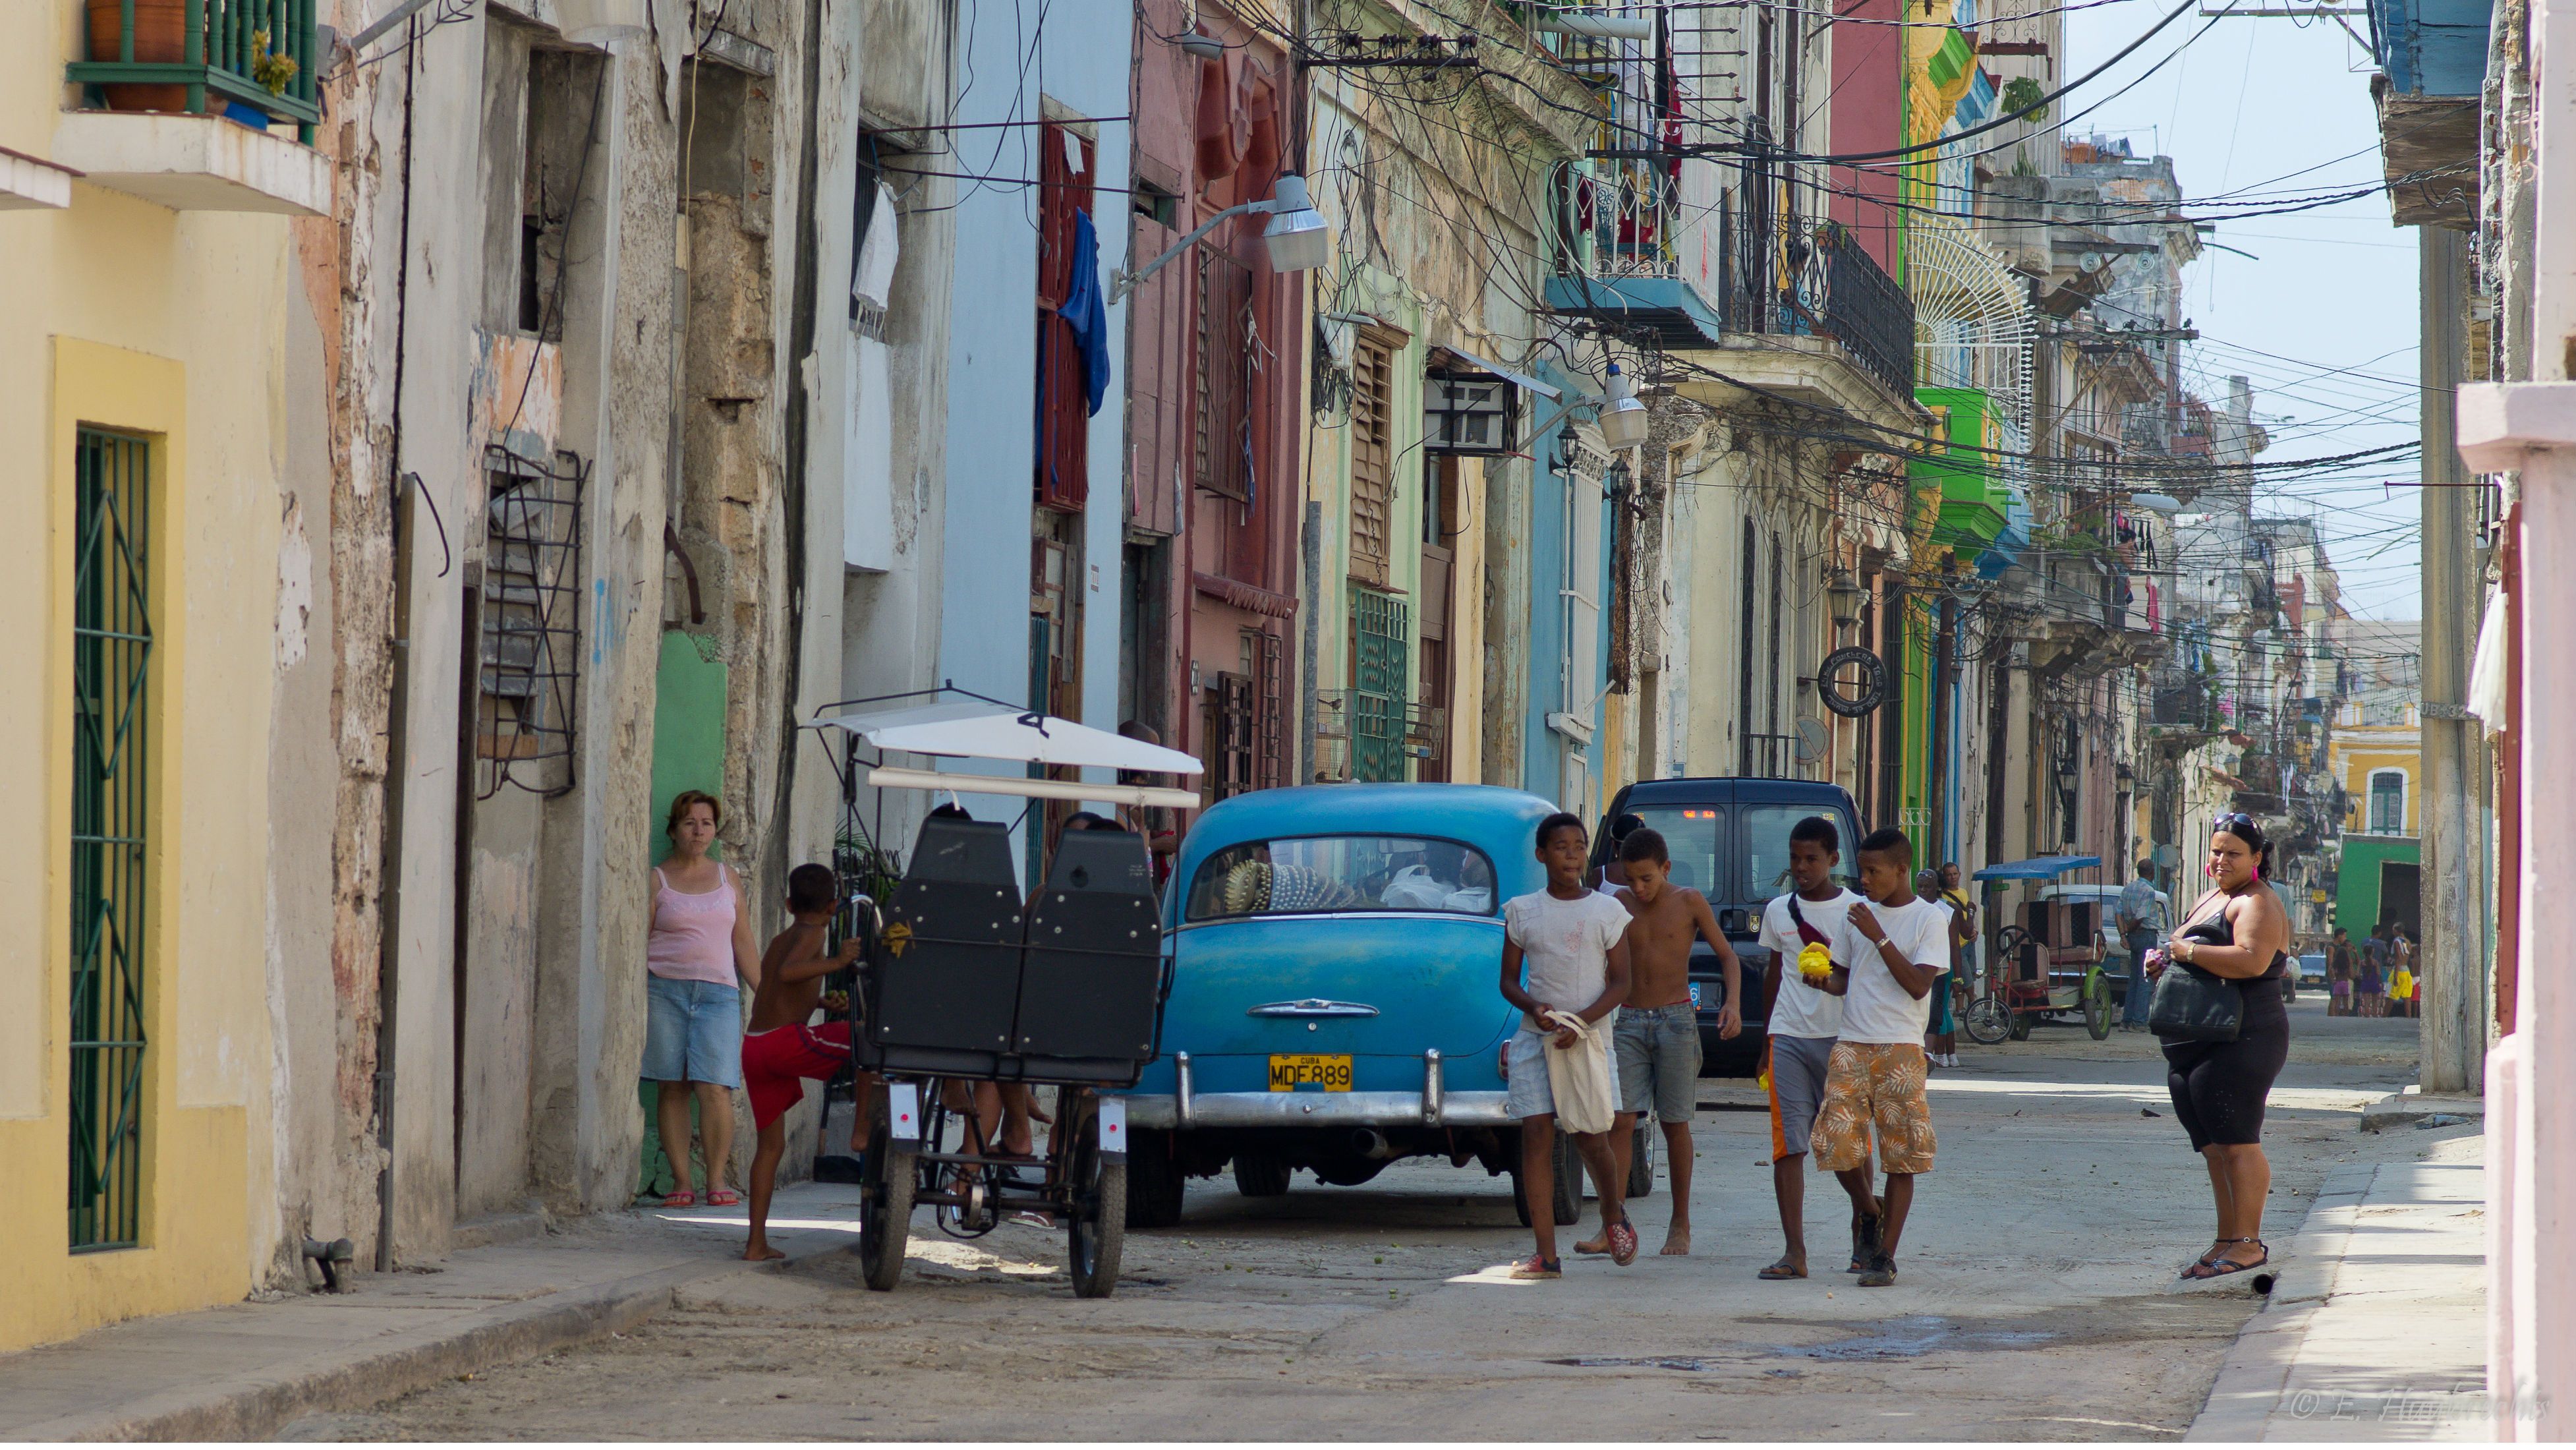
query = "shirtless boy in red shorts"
xmin=740 ymin=863 xmax=868 ymax=1261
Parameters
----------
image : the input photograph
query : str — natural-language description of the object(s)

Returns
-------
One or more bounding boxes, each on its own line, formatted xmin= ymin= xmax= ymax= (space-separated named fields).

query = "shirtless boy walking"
xmin=738 ymin=863 xmax=869 ymax=1262
xmin=1583 ymin=827 xmax=1740 ymax=1257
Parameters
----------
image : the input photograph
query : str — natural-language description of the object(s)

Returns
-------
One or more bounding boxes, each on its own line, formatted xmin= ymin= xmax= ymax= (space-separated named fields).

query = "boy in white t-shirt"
xmin=1499 ymin=812 xmax=1636 ymax=1279
xmin=1754 ymin=815 xmax=1884 ymax=1281
xmin=1814 ymin=827 xmax=1949 ymax=1288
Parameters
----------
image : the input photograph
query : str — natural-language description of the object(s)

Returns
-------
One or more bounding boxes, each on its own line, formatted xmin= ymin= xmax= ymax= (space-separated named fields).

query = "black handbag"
xmin=2150 ymin=913 xmax=2245 ymax=1043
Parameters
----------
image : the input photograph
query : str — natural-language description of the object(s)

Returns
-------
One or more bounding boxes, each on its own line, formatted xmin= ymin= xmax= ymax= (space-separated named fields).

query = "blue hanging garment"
xmin=1060 ymin=208 xmax=1112 ymax=416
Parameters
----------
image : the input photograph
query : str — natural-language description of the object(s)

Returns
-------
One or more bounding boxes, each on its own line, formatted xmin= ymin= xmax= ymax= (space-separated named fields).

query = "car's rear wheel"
xmin=1232 ymin=1152 xmax=1292 ymax=1198
xmin=1626 ymin=1120 xmax=1655 ymax=1199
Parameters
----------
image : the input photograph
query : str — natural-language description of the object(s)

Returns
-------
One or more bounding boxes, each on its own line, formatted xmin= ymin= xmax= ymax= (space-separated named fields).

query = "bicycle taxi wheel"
xmin=859 ymin=1089 xmax=918 ymax=1292
xmin=1063 ymin=1095 xmax=1128 ymax=1298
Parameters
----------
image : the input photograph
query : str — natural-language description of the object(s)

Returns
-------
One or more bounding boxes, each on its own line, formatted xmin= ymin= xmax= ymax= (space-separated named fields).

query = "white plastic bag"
xmin=1379 ymin=864 xmax=1451 ymax=910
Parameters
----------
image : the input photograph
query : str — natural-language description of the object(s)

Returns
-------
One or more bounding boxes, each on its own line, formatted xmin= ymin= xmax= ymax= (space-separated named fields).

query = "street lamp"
xmin=1827 ymin=571 xmax=1866 ymax=627
xmin=2055 ymin=756 xmax=2082 ymax=801
xmin=1600 ymin=361 xmax=1649 ymax=451
xmin=1108 ymin=175 xmax=1329 ymax=303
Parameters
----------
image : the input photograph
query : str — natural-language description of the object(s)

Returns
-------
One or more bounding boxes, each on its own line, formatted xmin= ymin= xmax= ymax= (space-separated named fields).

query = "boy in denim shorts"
xmin=1499 ymin=813 xmax=1635 ymax=1279
xmin=1588 ymin=827 xmax=1739 ymax=1257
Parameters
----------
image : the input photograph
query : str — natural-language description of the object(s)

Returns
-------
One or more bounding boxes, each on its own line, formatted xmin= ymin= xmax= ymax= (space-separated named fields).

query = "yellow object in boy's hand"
xmin=1797 ymin=942 xmax=1833 ymax=984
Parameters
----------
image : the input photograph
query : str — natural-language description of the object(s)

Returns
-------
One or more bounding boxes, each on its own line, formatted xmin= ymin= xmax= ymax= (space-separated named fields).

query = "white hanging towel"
xmin=1541 ymin=1008 xmax=1618 ymax=1135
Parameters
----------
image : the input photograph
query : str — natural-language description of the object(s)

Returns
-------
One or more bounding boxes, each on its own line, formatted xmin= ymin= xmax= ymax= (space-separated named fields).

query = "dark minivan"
xmin=1590 ymin=777 xmax=1866 ymax=1077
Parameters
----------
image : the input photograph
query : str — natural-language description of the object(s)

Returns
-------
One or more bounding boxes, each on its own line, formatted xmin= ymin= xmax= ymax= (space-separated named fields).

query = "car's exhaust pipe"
xmin=1350 ymin=1128 xmax=1396 ymax=1160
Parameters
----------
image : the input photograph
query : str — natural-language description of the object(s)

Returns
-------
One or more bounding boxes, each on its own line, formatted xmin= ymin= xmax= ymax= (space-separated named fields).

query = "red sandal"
xmin=704 ymin=1187 xmax=740 ymax=1207
xmin=660 ymin=1189 xmax=697 ymax=1208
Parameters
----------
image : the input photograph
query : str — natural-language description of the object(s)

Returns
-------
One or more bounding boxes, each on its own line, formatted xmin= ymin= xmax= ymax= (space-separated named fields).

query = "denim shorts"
xmin=1615 ymin=1002 xmax=1703 ymax=1122
xmin=643 ymin=975 xmax=743 ymax=1087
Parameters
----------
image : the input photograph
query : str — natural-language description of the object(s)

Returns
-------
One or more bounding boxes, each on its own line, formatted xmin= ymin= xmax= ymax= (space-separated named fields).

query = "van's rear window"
xmin=1184 ymin=836 xmax=1500 ymax=921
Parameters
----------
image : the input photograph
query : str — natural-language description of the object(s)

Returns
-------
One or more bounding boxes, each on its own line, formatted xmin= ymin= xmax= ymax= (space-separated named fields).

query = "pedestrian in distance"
xmin=2117 ymin=858 xmax=2161 ymax=1033
xmin=2361 ymin=924 xmax=2390 ymax=1018
xmin=1915 ymin=869 xmax=1966 ymax=1068
xmin=1754 ymin=815 xmax=1881 ymax=1281
xmin=738 ymin=863 xmax=869 ymax=1262
xmin=1939 ymin=861 xmax=1978 ymax=1022
xmin=1812 ymin=828 xmax=1949 ymax=1289
xmin=1592 ymin=826 xmax=1741 ymax=1258
xmin=2146 ymin=813 xmax=2294 ymax=1280
xmin=2327 ymin=927 xmax=2355 ymax=1017
xmin=2392 ymin=930 xmax=2419 ymax=1018
xmin=1499 ymin=813 xmax=1636 ymax=1279
xmin=642 ymin=791 xmax=762 ymax=1209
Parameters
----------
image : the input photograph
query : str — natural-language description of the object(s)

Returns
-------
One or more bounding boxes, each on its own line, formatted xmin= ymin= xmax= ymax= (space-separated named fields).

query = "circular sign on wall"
xmin=1817 ymin=647 xmax=1888 ymax=718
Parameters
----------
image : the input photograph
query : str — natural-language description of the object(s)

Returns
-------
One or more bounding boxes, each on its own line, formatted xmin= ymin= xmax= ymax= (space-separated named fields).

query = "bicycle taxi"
xmin=809 ymin=689 xmax=1201 ymax=1297
xmin=1963 ymin=854 xmax=2115 ymax=1043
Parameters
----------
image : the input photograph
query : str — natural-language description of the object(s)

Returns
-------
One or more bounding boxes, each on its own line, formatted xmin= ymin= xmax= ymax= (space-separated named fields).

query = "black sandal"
xmin=2185 ymin=1238 xmax=2268 ymax=1279
xmin=1758 ymin=1256 xmax=1806 ymax=1280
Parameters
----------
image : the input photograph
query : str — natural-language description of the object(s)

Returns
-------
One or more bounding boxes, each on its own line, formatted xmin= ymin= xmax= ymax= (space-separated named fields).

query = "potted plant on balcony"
xmin=84 ymin=0 xmax=189 ymax=113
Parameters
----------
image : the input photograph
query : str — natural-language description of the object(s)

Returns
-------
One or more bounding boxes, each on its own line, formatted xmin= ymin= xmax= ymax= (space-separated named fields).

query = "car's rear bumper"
xmin=1114 ymin=1090 xmax=1513 ymax=1131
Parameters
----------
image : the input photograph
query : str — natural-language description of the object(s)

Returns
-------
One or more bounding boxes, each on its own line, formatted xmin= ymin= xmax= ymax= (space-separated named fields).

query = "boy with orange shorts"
xmin=1813 ymin=828 xmax=1948 ymax=1288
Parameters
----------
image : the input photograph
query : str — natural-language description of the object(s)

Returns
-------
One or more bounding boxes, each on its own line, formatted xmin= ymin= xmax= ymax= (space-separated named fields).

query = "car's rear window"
xmin=1184 ymin=836 xmax=1500 ymax=922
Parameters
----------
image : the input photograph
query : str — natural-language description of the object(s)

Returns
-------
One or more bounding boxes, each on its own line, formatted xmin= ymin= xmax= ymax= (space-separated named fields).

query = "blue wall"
xmin=937 ymin=12 xmax=1132 ymax=830
xmin=2368 ymin=0 xmax=2492 ymax=96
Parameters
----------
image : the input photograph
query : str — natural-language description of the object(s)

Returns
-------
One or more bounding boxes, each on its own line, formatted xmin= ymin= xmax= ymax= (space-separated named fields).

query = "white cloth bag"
xmin=1541 ymin=1008 xmax=1618 ymax=1135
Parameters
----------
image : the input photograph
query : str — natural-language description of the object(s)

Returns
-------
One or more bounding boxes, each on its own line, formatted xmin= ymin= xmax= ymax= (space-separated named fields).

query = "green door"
xmin=1350 ymin=587 xmax=1410 ymax=783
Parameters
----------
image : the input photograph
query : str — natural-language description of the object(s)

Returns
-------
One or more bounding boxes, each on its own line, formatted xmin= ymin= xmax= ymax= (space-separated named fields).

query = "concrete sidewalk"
xmin=0 ymin=1182 xmax=867 ymax=1441
xmin=2189 ymin=1132 xmax=2489 ymax=1441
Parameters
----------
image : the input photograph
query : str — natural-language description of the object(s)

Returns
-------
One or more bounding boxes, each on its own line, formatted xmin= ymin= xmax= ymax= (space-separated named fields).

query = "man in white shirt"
xmin=1814 ymin=827 xmax=1948 ymax=1288
xmin=1754 ymin=816 xmax=1885 ymax=1282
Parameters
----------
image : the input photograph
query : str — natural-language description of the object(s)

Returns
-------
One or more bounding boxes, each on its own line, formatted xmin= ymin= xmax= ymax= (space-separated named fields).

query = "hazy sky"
xmin=2066 ymin=0 xmax=2426 ymax=620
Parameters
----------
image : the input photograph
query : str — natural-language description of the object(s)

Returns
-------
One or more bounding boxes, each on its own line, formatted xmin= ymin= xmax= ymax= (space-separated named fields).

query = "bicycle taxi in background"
xmin=1962 ymin=854 xmax=2117 ymax=1044
xmin=809 ymin=687 xmax=1202 ymax=1298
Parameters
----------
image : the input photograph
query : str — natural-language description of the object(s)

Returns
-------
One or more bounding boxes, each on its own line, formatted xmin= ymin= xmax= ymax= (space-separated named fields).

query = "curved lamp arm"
xmin=1108 ymin=198 xmax=1281 ymax=304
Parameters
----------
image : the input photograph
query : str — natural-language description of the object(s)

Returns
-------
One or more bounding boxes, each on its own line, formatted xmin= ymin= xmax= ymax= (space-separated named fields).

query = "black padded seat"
xmin=1013 ymin=829 xmax=1162 ymax=1076
xmin=864 ymin=815 xmax=1025 ymax=1075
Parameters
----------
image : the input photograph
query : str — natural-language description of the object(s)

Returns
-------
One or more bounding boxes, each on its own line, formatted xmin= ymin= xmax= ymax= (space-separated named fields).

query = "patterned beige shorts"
xmin=1811 ymin=1041 xmax=1936 ymax=1175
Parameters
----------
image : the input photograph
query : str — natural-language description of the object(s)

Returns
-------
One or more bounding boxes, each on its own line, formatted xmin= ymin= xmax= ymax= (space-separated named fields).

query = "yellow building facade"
xmin=1 ymin=0 xmax=328 ymax=1352
xmin=2333 ymin=703 xmax=2422 ymax=837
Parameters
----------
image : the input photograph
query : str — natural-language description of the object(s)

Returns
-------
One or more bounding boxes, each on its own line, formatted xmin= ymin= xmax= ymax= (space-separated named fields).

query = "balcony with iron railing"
xmin=50 ymin=0 xmax=329 ymax=217
xmin=1545 ymin=171 xmax=1920 ymax=409
xmin=70 ymin=0 xmax=321 ymax=141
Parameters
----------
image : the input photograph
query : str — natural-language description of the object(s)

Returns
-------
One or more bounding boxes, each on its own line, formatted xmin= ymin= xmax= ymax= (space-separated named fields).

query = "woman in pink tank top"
xmin=643 ymin=791 xmax=760 ymax=1207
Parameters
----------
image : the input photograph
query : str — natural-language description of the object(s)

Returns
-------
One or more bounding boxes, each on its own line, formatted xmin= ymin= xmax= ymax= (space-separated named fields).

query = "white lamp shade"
xmin=1601 ymin=395 xmax=1649 ymax=450
xmin=1263 ymin=208 xmax=1329 ymax=272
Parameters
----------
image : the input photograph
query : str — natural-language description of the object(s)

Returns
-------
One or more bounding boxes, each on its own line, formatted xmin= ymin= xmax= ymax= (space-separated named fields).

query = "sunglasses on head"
xmin=2216 ymin=813 xmax=2259 ymax=832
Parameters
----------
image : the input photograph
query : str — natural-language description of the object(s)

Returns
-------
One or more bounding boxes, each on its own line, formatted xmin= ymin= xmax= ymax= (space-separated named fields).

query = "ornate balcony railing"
xmin=1712 ymin=196 xmax=1918 ymax=399
xmin=70 ymin=0 xmax=320 ymax=144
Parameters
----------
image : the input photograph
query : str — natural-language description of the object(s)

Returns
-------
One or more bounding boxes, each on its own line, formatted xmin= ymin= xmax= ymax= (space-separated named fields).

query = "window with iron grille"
xmin=1210 ymin=670 xmax=1257 ymax=800
xmin=71 ymin=427 xmax=153 ymax=1252
xmin=1349 ymin=586 xmax=1411 ymax=782
xmin=478 ymin=448 xmax=585 ymax=791
xmin=1348 ymin=335 xmax=1394 ymax=585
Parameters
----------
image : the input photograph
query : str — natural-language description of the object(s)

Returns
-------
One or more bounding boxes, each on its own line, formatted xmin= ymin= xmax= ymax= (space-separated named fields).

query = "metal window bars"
xmin=478 ymin=445 xmax=587 ymax=797
xmin=71 ymin=428 xmax=154 ymax=1253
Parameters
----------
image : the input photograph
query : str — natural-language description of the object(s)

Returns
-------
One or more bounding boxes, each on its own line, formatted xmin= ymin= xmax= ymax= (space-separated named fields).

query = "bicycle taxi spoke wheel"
xmin=1962 ymin=995 xmax=2012 ymax=1046
xmin=859 ymin=1110 xmax=916 ymax=1292
xmin=1066 ymin=1099 xmax=1128 ymax=1298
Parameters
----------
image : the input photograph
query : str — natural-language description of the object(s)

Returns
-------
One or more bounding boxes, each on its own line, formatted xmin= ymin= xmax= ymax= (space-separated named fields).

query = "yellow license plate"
xmin=1267 ymin=1054 xmax=1354 ymax=1091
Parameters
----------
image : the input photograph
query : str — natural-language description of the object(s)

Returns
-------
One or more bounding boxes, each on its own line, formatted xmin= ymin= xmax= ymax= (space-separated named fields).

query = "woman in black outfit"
xmin=2150 ymin=813 xmax=2293 ymax=1279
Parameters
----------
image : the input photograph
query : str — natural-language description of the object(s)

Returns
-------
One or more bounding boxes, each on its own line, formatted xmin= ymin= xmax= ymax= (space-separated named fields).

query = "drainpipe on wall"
xmin=373 ymin=16 xmax=423 ymax=1276
xmin=1301 ymin=500 xmax=1321 ymax=781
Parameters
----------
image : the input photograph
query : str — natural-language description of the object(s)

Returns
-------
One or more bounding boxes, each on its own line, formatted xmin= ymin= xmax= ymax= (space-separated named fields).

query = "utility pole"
xmin=2418 ymin=227 xmax=2484 ymax=1095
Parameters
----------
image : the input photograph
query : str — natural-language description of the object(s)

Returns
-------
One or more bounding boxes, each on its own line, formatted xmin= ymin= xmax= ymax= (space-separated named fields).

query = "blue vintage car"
xmin=1116 ymin=783 xmax=1563 ymax=1227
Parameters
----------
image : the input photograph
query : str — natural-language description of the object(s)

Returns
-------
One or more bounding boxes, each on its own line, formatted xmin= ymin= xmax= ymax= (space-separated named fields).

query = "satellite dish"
xmin=1794 ymin=717 xmax=1829 ymax=763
